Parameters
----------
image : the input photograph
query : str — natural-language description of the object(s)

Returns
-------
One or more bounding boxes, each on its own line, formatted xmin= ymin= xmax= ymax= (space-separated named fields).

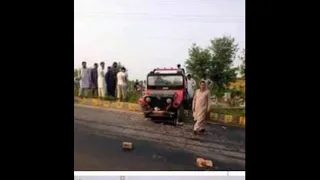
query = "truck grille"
xmin=149 ymin=97 xmax=168 ymax=109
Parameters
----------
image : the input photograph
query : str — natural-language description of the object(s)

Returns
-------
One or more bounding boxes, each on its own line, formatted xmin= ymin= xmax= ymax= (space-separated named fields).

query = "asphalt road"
xmin=74 ymin=104 xmax=245 ymax=171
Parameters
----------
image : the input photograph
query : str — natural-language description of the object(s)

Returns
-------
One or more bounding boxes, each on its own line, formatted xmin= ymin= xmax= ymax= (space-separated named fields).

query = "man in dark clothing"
xmin=90 ymin=63 xmax=98 ymax=97
xmin=177 ymin=64 xmax=181 ymax=71
xmin=112 ymin=62 xmax=118 ymax=73
xmin=105 ymin=66 xmax=115 ymax=97
xmin=112 ymin=62 xmax=119 ymax=96
xmin=134 ymin=79 xmax=139 ymax=91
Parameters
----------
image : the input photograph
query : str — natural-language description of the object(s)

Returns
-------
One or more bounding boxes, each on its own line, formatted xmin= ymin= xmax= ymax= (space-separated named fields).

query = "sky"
xmin=74 ymin=0 xmax=245 ymax=80
xmin=75 ymin=176 xmax=245 ymax=180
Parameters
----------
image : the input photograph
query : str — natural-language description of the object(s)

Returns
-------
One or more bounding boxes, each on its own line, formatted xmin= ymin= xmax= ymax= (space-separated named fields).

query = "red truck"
xmin=139 ymin=68 xmax=189 ymax=126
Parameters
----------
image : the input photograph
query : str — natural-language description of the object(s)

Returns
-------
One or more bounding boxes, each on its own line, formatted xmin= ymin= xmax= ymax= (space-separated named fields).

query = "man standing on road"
xmin=134 ymin=79 xmax=139 ymax=91
xmin=116 ymin=67 xmax=127 ymax=101
xmin=90 ymin=63 xmax=98 ymax=97
xmin=105 ymin=66 xmax=115 ymax=97
xmin=98 ymin=62 xmax=106 ymax=100
xmin=78 ymin=61 xmax=91 ymax=98
xmin=112 ymin=62 xmax=119 ymax=96
xmin=124 ymin=67 xmax=129 ymax=91
xmin=187 ymin=74 xmax=196 ymax=100
xmin=192 ymin=80 xmax=211 ymax=135
xmin=177 ymin=64 xmax=182 ymax=72
xmin=202 ymin=75 xmax=213 ymax=90
xmin=181 ymin=68 xmax=186 ymax=75
xmin=143 ymin=80 xmax=147 ymax=91
xmin=123 ymin=67 xmax=128 ymax=81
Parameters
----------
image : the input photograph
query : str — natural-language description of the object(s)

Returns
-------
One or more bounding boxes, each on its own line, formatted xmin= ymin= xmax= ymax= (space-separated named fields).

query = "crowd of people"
xmin=76 ymin=62 xmax=212 ymax=135
xmin=75 ymin=62 xmax=206 ymax=101
xmin=76 ymin=61 xmax=129 ymax=101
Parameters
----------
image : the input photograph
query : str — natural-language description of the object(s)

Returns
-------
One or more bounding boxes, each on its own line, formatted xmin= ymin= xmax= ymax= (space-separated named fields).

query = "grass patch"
xmin=74 ymin=86 xmax=141 ymax=103
xmin=211 ymin=107 xmax=245 ymax=116
xmin=74 ymin=85 xmax=245 ymax=117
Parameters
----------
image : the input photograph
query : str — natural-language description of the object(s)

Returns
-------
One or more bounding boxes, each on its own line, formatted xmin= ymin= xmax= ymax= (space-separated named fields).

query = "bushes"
xmin=126 ymin=90 xmax=141 ymax=103
xmin=74 ymin=86 xmax=141 ymax=103
xmin=211 ymin=107 xmax=245 ymax=116
xmin=74 ymin=85 xmax=244 ymax=116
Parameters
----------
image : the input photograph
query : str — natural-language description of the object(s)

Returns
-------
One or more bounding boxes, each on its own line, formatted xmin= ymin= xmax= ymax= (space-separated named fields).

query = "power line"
xmin=87 ymin=35 xmax=245 ymax=43
xmin=78 ymin=18 xmax=244 ymax=23
xmin=141 ymin=0 xmax=243 ymax=1
xmin=75 ymin=32 xmax=245 ymax=42
xmin=82 ymin=18 xmax=244 ymax=23
xmin=75 ymin=12 xmax=244 ymax=18
xmin=76 ymin=13 xmax=244 ymax=23
xmin=171 ymin=0 xmax=243 ymax=1
xmin=111 ymin=0 xmax=243 ymax=3
xmin=140 ymin=36 xmax=245 ymax=42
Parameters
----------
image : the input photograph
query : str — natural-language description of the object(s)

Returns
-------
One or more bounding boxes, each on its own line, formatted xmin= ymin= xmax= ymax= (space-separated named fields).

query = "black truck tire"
xmin=174 ymin=105 xmax=185 ymax=126
xmin=140 ymin=105 xmax=149 ymax=118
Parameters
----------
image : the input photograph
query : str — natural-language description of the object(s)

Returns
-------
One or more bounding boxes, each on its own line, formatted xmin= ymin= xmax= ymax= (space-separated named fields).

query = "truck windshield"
xmin=148 ymin=75 xmax=183 ymax=86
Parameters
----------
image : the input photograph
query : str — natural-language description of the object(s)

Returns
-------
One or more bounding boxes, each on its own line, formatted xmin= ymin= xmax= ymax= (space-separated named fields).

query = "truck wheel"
xmin=140 ymin=105 xmax=149 ymax=118
xmin=143 ymin=113 xmax=149 ymax=118
xmin=174 ymin=105 xmax=184 ymax=126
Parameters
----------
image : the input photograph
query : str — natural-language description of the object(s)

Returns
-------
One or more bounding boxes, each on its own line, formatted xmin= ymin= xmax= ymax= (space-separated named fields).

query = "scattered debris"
xmin=222 ymin=126 xmax=227 ymax=130
xmin=196 ymin=158 xmax=205 ymax=167
xmin=152 ymin=153 xmax=167 ymax=162
xmin=152 ymin=154 xmax=162 ymax=159
xmin=204 ymin=160 xmax=213 ymax=167
xmin=122 ymin=142 xmax=133 ymax=150
xmin=177 ymin=122 xmax=184 ymax=126
xmin=196 ymin=158 xmax=214 ymax=168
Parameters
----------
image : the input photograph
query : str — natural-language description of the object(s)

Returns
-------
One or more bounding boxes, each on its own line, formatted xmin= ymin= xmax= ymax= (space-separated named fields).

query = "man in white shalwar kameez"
xmin=116 ymin=67 xmax=128 ymax=101
xmin=78 ymin=61 xmax=91 ymax=98
xmin=187 ymin=74 xmax=196 ymax=99
xmin=192 ymin=80 xmax=211 ymax=135
xmin=98 ymin=62 xmax=107 ymax=99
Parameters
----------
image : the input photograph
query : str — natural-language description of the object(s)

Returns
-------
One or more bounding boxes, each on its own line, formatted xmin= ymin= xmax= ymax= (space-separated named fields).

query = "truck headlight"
xmin=145 ymin=97 xmax=151 ymax=103
xmin=166 ymin=98 xmax=172 ymax=104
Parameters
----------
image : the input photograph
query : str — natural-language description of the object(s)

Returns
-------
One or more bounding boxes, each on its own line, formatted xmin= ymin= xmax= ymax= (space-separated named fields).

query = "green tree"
xmin=238 ymin=48 xmax=245 ymax=78
xmin=208 ymin=36 xmax=238 ymax=95
xmin=113 ymin=61 xmax=124 ymax=76
xmin=185 ymin=36 xmax=239 ymax=97
xmin=116 ymin=62 xmax=124 ymax=70
xmin=185 ymin=43 xmax=212 ymax=81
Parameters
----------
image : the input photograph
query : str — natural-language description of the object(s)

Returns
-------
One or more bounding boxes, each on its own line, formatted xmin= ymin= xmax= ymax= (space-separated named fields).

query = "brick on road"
xmin=196 ymin=158 xmax=213 ymax=168
xmin=122 ymin=142 xmax=133 ymax=150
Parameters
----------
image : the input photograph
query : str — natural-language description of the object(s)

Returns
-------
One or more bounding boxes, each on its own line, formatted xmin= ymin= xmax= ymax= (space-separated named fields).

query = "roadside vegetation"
xmin=74 ymin=35 xmax=245 ymax=117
